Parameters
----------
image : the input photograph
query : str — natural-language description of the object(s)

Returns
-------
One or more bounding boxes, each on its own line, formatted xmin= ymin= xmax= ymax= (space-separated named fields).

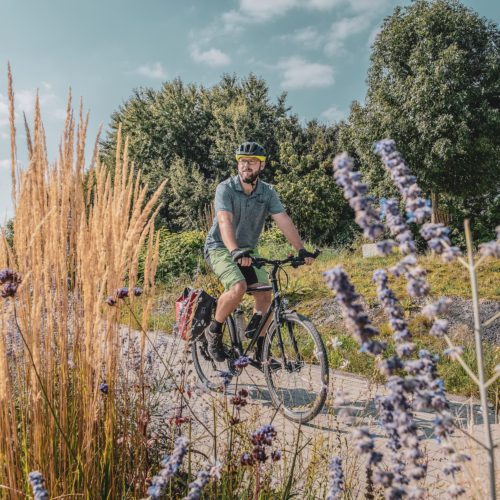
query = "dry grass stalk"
xmin=0 ymin=79 xmax=165 ymax=497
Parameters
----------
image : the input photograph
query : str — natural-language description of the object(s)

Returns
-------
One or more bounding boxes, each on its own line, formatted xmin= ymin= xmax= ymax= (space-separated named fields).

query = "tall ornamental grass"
xmin=0 ymin=67 xmax=165 ymax=498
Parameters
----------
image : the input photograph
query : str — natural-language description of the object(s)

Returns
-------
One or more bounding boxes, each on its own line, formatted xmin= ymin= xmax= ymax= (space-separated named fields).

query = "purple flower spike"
xmin=479 ymin=225 xmax=500 ymax=258
xmin=1 ymin=282 xmax=18 ymax=298
xmin=115 ymin=287 xmax=129 ymax=299
xmin=326 ymin=456 xmax=345 ymax=500
xmin=0 ymin=268 xmax=16 ymax=284
xmin=105 ymin=296 xmax=117 ymax=306
xmin=374 ymin=139 xmax=431 ymax=224
xmin=28 ymin=471 xmax=49 ymax=500
xmin=324 ymin=266 xmax=386 ymax=356
xmin=234 ymin=355 xmax=250 ymax=368
xmin=333 ymin=153 xmax=385 ymax=241
xmin=240 ymin=452 xmax=254 ymax=466
xmin=147 ymin=437 xmax=189 ymax=499
xmin=99 ymin=381 xmax=109 ymax=394
xmin=271 ymin=449 xmax=282 ymax=461
xmin=133 ymin=286 xmax=143 ymax=296
xmin=420 ymin=223 xmax=462 ymax=262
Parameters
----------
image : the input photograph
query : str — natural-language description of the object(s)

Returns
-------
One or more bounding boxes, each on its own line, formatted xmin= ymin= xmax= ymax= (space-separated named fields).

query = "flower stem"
xmin=465 ymin=219 xmax=496 ymax=500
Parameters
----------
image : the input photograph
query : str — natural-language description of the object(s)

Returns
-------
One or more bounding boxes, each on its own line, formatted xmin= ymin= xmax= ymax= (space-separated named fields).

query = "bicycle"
xmin=191 ymin=250 xmax=329 ymax=423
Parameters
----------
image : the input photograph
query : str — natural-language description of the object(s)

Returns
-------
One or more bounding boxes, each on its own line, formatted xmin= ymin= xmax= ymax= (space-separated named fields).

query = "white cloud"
xmin=136 ymin=62 xmax=167 ymax=80
xmin=279 ymin=56 xmax=334 ymax=89
xmin=0 ymin=159 xmax=10 ymax=170
xmin=321 ymin=105 xmax=346 ymax=122
xmin=324 ymin=14 xmax=372 ymax=55
xmin=284 ymin=26 xmax=324 ymax=49
xmin=190 ymin=46 xmax=231 ymax=67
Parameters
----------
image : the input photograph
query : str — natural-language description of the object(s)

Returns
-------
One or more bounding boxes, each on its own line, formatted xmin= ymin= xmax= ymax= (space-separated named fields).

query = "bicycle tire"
xmin=263 ymin=312 xmax=329 ymax=423
xmin=191 ymin=316 xmax=236 ymax=391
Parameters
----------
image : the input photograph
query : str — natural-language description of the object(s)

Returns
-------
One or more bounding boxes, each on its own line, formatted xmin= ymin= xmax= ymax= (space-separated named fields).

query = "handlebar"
xmin=252 ymin=249 xmax=321 ymax=269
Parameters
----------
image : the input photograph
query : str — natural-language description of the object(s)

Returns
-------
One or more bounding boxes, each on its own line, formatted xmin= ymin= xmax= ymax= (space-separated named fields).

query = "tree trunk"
xmin=430 ymin=191 xmax=450 ymax=225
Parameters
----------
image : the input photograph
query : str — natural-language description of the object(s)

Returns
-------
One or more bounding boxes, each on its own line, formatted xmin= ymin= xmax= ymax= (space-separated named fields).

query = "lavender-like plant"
xmin=28 ymin=471 xmax=49 ymax=500
xmin=146 ymin=436 xmax=189 ymax=499
xmin=323 ymin=266 xmax=386 ymax=356
xmin=326 ymin=456 xmax=345 ymax=500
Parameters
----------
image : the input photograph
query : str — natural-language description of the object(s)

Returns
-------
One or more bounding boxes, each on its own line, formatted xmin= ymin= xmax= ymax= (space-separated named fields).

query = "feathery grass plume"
xmin=0 ymin=73 xmax=165 ymax=497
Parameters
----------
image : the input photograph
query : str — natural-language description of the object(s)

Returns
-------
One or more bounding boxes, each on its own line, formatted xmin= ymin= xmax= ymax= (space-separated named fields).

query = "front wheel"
xmin=263 ymin=312 xmax=329 ymax=423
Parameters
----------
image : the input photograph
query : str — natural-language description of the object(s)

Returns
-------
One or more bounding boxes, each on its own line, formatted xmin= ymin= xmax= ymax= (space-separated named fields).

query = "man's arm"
xmin=271 ymin=212 xmax=304 ymax=251
xmin=217 ymin=210 xmax=238 ymax=252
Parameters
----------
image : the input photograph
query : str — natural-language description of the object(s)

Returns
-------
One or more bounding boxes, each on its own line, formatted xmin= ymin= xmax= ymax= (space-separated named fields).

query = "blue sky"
xmin=0 ymin=0 xmax=498 ymax=220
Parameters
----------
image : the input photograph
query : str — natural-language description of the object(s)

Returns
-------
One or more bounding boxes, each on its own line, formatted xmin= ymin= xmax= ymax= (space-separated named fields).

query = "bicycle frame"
xmin=233 ymin=262 xmax=299 ymax=369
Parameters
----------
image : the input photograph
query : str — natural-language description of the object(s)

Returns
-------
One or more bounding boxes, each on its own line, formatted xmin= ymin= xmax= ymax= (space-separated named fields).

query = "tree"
xmin=275 ymin=121 xmax=355 ymax=246
xmin=340 ymin=0 xmax=500 ymax=229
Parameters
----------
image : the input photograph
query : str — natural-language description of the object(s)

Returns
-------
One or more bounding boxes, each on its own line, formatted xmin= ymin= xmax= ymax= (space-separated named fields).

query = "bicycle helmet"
xmin=235 ymin=141 xmax=266 ymax=161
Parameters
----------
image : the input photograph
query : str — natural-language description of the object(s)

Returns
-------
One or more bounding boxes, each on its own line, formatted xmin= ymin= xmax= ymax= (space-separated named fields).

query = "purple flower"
xmin=373 ymin=269 xmax=412 ymax=349
xmin=420 ymin=223 xmax=462 ymax=262
xmin=326 ymin=456 xmax=345 ymax=500
xmin=429 ymin=319 xmax=449 ymax=338
xmin=271 ymin=449 xmax=282 ymax=462
xmin=115 ymin=287 xmax=129 ymax=299
xmin=421 ymin=298 xmax=452 ymax=319
xmin=240 ymin=452 xmax=254 ymax=466
xmin=147 ymin=437 xmax=189 ymax=499
xmin=184 ymin=464 xmax=211 ymax=500
xmin=374 ymin=140 xmax=431 ymax=224
xmin=133 ymin=286 xmax=143 ymax=296
xmin=1 ymin=282 xmax=18 ymax=298
xmin=99 ymin=381 xmax=109 ymax=394
xmin=234 ymin=355 xmax=250 ymax=369
xmin=0 ymin=268 xmax=17 ymax=284
xmin=324 ymin=266 xmax=386 ymax=356
xmin=105 ymin=296 xmax=117 ymax=306
xmin=218 ymin=370 xmax=233 ymax=390
xmin=333 ymin=153 xmax=384 ymax=241
xmin=479 ymin=225 xmax=500 ymax=258
xmin=384 ymin=199 xmax=416 ymax=255
xmin=251 ymin=424 xmax=277 ymax=446
xmin=28 ymin=471 xmax=49 ymax=500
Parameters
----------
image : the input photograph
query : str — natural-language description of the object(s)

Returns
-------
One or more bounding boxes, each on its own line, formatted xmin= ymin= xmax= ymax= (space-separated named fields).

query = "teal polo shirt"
xmin=204 ymin=175 xmax=286 ymax=252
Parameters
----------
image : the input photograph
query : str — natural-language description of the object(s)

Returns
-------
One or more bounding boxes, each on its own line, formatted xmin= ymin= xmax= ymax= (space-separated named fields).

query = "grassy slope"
xmin=150 ymin=246 xmax=499 ymax=399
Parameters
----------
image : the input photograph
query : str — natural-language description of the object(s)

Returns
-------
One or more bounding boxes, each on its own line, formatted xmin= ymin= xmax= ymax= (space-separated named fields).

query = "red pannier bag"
xmin=175 ymin=288 xmax=216 ymax=340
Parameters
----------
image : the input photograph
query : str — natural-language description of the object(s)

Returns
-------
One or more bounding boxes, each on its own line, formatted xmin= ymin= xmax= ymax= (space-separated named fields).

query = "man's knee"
xmin=229 ymin=280 xmax=247 ymax=298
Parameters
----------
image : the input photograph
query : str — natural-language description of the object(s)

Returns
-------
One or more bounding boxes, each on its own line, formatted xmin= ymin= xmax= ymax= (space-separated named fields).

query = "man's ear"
xmin=260 ymin=161 xmax=266 ymax=170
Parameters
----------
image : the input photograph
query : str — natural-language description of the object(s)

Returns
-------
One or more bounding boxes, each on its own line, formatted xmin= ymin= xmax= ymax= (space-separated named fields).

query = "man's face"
xmin=237 ymin=157 xmax=264 ymax=184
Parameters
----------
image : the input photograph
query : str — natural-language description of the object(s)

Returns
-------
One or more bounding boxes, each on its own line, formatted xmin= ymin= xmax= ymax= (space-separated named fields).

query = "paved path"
xmin=126 ymin=328 xmax=500 ymax=499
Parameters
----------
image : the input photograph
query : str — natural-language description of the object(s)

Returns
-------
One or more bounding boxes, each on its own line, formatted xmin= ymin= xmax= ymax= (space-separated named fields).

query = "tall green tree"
xmin=340 ymin=0 xmax=500 ymax=231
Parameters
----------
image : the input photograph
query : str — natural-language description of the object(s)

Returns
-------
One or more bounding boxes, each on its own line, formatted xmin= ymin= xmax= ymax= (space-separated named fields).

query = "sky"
xmin=0 ymin=0 xmax=498 ymax=221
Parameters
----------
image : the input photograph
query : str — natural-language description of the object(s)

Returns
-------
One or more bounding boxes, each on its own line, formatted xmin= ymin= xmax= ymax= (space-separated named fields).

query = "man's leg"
xmin=204 ymin=248 xmax=247 ymax=362
xmin=249 ymin=287 xmax=272 ymax=362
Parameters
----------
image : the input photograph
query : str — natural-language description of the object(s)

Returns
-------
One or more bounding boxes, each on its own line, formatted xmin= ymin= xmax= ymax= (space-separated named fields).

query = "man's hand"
xmin=231 ymin=248 xmax=252 ymax=267
xmin=298 ymin=248 xmax=316 ymax=266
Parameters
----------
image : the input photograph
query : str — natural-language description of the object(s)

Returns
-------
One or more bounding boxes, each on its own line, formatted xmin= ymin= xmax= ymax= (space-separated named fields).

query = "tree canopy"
xmin=340 ymin=0 xmax=499 ymax=233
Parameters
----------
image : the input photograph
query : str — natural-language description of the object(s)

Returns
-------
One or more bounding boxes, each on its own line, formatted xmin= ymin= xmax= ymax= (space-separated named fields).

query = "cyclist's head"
xmin=235 ymin=141 xmax=266 ymax=185
xmin=235 ymin=141 xmax=266 ymax=162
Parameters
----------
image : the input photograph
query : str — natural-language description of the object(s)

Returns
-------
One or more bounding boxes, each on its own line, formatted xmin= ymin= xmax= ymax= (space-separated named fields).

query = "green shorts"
xmin=206 ymin=248 xmax=270 ymax=291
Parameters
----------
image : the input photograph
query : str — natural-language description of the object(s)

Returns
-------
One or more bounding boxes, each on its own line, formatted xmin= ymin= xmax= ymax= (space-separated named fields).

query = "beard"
xmin=240 ymin=169 xmax=260 ymax=184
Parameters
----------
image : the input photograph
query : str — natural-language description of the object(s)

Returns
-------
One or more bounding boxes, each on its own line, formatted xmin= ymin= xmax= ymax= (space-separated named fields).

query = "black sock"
xmin=209 ymin=320 xmax=223 ymax=334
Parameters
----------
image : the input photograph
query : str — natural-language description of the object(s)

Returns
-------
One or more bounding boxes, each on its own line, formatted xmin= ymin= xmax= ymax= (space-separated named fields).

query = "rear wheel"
xmin=191 ymin=316 xmax=236 ymax=391
xmin=263 ymin=312 xmax=329 ymax=423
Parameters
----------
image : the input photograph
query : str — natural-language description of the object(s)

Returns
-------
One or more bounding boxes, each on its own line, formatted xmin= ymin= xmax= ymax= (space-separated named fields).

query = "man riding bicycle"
xmin=203 ymin=141 xmax=317 ymax=363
